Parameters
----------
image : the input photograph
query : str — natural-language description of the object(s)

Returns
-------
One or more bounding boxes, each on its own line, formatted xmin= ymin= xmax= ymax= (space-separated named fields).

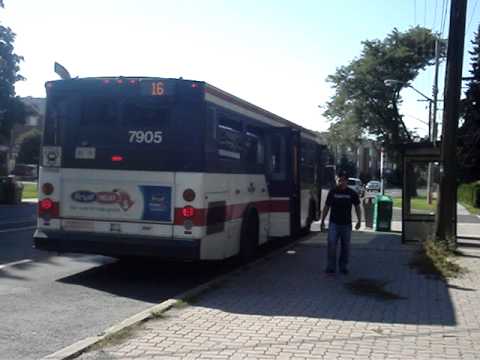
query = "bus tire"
xmin=239 ymin=208 xmax=259 ymax=262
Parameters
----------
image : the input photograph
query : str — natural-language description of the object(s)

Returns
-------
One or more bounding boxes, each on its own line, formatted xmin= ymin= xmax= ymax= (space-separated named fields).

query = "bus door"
xmin=266 ymin=128 xmax=301 ymax=237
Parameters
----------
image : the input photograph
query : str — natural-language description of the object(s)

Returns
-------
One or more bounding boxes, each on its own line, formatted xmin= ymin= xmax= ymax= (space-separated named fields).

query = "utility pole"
xmin=432 ymin=37 xmax=441 ymax=144
xmin=427 ymin=38 xmax=441 ymax=204
xmin=434 ymin=0 xmax=467 ymax=245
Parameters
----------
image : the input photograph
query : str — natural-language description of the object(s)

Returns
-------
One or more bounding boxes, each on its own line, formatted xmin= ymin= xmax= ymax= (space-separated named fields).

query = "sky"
xmin=1 ymin=0 xmax=480 ymax=137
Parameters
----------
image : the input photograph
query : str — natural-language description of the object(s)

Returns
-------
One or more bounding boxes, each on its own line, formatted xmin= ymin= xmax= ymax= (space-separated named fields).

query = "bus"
xmin=34 ymin=77 xmax=327 ymax=261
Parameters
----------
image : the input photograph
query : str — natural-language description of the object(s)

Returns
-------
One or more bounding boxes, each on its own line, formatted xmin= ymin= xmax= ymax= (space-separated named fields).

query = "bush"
xmin=16 ymin=129 xmax=41 ymax=165
xmin=458 ymin=181 xmax=480 ymax=209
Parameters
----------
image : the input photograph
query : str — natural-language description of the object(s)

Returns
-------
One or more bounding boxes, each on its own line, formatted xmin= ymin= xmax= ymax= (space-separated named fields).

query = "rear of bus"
xmin=34 ymin=77 xmax=207 ymax=259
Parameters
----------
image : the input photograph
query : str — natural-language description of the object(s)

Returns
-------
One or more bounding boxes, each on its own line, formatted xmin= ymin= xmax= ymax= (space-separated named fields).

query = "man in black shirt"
xmin=320 ymin=172 xmax=361 ymax=275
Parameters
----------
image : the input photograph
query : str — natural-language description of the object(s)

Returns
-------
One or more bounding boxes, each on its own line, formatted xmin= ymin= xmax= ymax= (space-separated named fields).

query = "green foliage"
xmin=458 ymin=25 xmax=480 ymax=182
xmin=17 ymin=129 xmax=41 ymax=164
xmin=410 ymin=239 xmax=465 ymax=279
xmin=22 ymin=183 xmax=38 ymax=199
xmin=326 ymin=116 xmax=362 ymax=150
xmin=0 ymin=3 xmax=32 ymax=175
xmin=458 ymin=181 xmax=480 ymax=209
xmin=337 ymin=154 xmax=357 ymax=178
xmin=324 ymin=27 xmax=444 ymax=153
xmin=0 ymin=5 xmax=28 ymax=143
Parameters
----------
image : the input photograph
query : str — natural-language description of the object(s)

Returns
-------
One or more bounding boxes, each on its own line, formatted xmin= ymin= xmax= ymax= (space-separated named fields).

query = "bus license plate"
xmin=75 ymin=147 xmax=96 ymax=160
xmin=63 ymin=220 xmax=94 ymax=231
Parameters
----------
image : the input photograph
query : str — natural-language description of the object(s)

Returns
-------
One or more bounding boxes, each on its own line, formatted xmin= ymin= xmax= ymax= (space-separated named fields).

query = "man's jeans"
xmin=326 ymin=223 xmax=352 ymax=272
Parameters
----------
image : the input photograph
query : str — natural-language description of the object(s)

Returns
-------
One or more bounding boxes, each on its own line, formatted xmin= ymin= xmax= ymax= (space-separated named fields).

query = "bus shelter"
xmin=401 ymin=142 xmax=442 ymax=243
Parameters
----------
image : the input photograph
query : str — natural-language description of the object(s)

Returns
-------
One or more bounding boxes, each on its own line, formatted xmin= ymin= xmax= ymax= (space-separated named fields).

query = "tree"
xmin=337 ymin=154 xmax=357 ymax=178
xmin=0 ymin=2 xmax=29 ymax=174
xmin=326 ymin=115 xmax=362 ymax=153
xmin=16 ymin=129 xmax=41 ymax=164
xmin=324 ymin=27 xmax=444 ymax=155
xmin=458 ymin=24 xmax=480 ymax=183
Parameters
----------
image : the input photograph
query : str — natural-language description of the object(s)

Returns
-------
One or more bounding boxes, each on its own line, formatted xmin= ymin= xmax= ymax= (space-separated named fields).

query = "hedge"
xmin=458 ymin=181 xmax=480 ymax=208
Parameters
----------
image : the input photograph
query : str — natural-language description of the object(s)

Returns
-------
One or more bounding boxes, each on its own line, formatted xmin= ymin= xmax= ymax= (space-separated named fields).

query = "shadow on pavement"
xmin=187 ymin=231 xmax=457 ymax=327
xmin=55 ymin=234 xmax=303 ymax=304
xmin=57 ymin=258 xmax=238 ymax=304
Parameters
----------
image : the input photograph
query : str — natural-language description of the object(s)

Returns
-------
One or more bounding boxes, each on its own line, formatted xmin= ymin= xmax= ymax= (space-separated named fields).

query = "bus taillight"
xmin=181 ymin=206 xmax=195 ymax=218
xmin=182 ymin=189 xmax=196 ymax=202
xmin=38 ymin=198 xmax=60 ymax=218
xmin=112 ymin=155 xmax=123 ymax=162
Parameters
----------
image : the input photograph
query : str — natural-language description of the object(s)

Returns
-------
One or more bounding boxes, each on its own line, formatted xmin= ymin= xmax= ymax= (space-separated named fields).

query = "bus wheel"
xmin=239 ymin=209 xmax=259 ymax=262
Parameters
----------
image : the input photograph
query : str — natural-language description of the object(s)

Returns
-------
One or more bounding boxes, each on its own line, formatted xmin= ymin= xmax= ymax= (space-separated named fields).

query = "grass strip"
xmin=22 ymin=183 xmax=38 ymax=199
xmin=409 ymin=239 xmax=466 ymax=279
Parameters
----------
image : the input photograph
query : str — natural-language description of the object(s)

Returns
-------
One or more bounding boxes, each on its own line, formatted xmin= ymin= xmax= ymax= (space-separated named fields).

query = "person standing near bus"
xmin=320 ymin=172 xmax=361 ymax=275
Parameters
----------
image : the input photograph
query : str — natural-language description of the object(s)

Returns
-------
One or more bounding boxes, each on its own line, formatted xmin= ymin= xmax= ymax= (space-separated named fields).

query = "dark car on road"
xmin=10 ymin=164 xmax=38 ymax=181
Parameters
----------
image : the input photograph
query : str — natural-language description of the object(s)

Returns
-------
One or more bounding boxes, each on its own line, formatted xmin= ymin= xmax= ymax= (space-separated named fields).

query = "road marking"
xmin=0 ymin=259 xmax=33 ymax=270
xmin=0 ymin=226 xmax=36 ymax=234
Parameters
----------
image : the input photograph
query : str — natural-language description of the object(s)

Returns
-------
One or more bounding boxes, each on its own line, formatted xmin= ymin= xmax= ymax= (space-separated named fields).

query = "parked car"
xmin=10 ymin=164 xmax=38 ymax=181
xmin=366 ymin=180 xmax=381 ymax=193
xmin=347 ymin=177 xmax=364 ymax=197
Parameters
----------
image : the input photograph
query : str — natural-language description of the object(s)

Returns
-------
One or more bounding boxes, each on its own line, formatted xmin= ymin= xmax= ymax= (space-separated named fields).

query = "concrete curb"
xmin=42 ymin=235 xmax=310 ymax=360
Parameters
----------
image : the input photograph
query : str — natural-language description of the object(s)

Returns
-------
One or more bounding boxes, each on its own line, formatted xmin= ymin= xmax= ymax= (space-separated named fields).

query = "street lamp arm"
xmin=384 ymin=79 xmax=432 ymax=101
xmin=407 ymin=85 xmax=433 ymax=102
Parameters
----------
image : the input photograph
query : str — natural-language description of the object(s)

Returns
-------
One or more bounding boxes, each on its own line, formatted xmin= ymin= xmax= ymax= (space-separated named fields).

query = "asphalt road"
xmin=0 ymin=228 xmax=242 ymax=360
xmin=2 ymin=191 xmax=478 ymax=359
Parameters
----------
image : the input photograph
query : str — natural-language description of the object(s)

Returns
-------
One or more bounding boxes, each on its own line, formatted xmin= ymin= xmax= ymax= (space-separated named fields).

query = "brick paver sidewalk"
xmin=79 ymin=231 xmax=480 ymax=360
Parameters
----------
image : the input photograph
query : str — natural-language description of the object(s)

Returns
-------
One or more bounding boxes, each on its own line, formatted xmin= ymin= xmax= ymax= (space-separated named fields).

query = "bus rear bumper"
xmin=33 ymin=229 xmax=201 ymax=260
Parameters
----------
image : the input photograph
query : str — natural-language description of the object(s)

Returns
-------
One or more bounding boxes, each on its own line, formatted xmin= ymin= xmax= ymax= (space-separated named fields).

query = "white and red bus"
xmin=34 ymin=77 xmax=327 ymax=260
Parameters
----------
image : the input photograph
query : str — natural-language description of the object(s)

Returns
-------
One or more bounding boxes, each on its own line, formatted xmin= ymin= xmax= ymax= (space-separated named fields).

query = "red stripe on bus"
xmin=174 ymin=199 xmax=289 ymax=226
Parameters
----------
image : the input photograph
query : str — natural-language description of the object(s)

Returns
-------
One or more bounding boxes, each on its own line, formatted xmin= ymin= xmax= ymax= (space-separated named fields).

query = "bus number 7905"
xmin=128 ymin=130 xmax=163 ymax=144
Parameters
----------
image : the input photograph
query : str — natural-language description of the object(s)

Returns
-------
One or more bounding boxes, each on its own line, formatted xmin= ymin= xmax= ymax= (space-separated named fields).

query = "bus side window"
xmin=205 ymin=107 xmax=217 ymax=155
xmin=217 ymin=115 xmax=242 ymax=160
xmin=209 ymin=107 xmax=217 ymax=139
xmin=269 ymin=135 xmax=286 ymax=181
xmin=300 ymin=140 xmax=316 ymax=184
xmin=245 ymin=126 xmax=264 ymax=168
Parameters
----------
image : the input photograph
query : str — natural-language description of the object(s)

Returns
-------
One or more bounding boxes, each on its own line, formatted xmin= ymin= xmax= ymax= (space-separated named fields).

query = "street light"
xmin=384 ymin=79 xmax=435 ymax=139
xmin=384 ymin=79 xmax=433 ymax=102
xmin=384 ymin=79 xmax=437 ymax=205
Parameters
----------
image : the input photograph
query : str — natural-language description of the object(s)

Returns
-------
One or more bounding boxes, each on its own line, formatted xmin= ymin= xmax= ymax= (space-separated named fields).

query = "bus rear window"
xmin=76 ymin=96 xmax=170 ymax=147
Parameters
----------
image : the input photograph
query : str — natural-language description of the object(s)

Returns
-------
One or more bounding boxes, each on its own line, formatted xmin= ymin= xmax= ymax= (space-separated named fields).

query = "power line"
xmin=440 ymin=0 xmax=450 ymax=36
xmin=439 ymin=0 xmax=446 ymax=32
xmin=414 ymin=0 xmax=417 ymax=25
xmin=404 ymin=113 xmax=429 ymax=125
xmin=424 ymin=0 xmax=428 ymax=28
xmin=466 ymin=0 xmax=479 ymax=33
xmin=432 ymin=0 xmax=439 ymax=30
